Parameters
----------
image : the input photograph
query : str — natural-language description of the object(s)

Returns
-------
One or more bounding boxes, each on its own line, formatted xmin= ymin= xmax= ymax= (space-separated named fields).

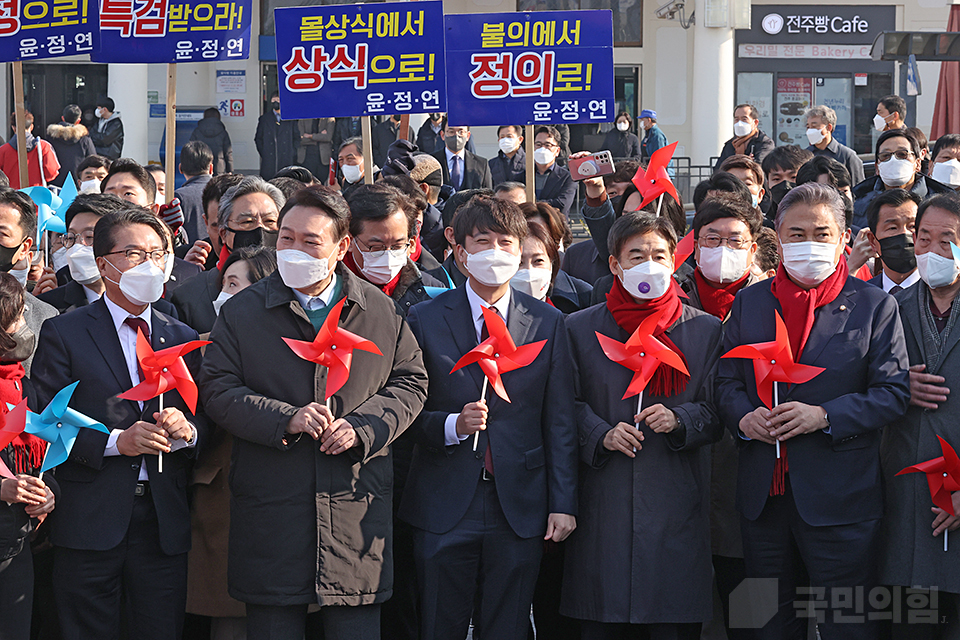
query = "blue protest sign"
xmin=444 ymin=10 xmax=615 ymax=126
xmin=0 ymin=0 xmax=98 ymax=61
xmin=274 ymin=0 xmax=446 ymax=120
xmin=93 ymin=0 xmax=251 ymax=63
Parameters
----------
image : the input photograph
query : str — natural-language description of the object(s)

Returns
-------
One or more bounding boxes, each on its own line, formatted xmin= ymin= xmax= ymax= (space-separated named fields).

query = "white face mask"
xmin=212 ymin=290 xmax=233 ymax=316
xmin=51 ymin=246 xmax=69 ymax=273
xmin=932 ymin=159 xmax=960 ymax=188
xmin=616 ymin=121 xmax=629 ymax=132
xmin=498 ymin=137 xmax=519 ymax=154
xmin=698 ymin=246 xmax=750 ymax=284
xmin=619 ymin=259 xmax=673 ymax=300
xmin=277 ymin=249 xmax=333 ymax=290
xmin=874 ymin=113 xmax=889 ymax=132
xmin=781 ymin=240 xmax=839 ymax=286
xmin=916 ymin=250 xmax=960 ymax=289
xmin=638 ymin=121 xmax=647 ymax=131
xmin=533 ymin=148 xmax=555 ymax=166
xmin=358 ymin=246 xmax=407 ymax=285
xmin=511 ymin=267 xmax=552 ymax=300
xmin=733 ymin=120 xmax=753 ymax=138
xmin=95 ymin=107 xmax=103 ymax=119
xmin=79 ymin=178 xmax=101 ymax=194
xmin=806 ymin=127 xmax=825 ymax=146
xmin=8 ymin=266 xmax=27 ymax=287
xmin=341 ymin=164 xmax=362 ymax=184
xmin=465 ymin=248 xmax=520 ymax=287
xmin=162 ymin=252 xmax=174 ymax=283
xmin=878 ymin=157 xmax=916 ymax=188
xmin=65 ymin=244 xmax=100 ymax=285
xmin=106 ymin=259 xmax=165 ymax=305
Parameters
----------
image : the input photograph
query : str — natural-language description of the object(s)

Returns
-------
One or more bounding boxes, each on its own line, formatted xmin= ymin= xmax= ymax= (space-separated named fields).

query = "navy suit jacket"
xmin=536 ymin=164 xmax=577 ymax=219
xmin=400 ymin=285 xmax=578 ymax=539
xmin=715 ymin=276 xmax=910 ymax=526
xmin=31 ymin=297 xmax=207 ymax=554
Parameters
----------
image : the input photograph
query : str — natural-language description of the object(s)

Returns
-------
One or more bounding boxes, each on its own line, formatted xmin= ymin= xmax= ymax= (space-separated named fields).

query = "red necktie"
xmin=123 ymin=317 xmax=150 ymax=382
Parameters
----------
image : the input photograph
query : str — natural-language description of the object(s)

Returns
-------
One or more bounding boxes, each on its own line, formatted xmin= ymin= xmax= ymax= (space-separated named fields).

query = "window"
xmin=516 ymin=0 xmax=641 ymax=47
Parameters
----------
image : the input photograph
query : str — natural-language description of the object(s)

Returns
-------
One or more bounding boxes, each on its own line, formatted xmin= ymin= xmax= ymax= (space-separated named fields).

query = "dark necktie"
xmin=451 ymin=155 xmax=462 ymax=191
xmin=123 ymin=317 xmax=149 ymax=382
xmin=889 ymin=285 xmax=903 ymax=295
xmin=479 ymin=308 xmax=500 ymax=476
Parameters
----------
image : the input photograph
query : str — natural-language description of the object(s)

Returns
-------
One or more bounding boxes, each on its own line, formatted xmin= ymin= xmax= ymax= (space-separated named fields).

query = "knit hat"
xmin=410 ymin=153 xmax=443 ymax=187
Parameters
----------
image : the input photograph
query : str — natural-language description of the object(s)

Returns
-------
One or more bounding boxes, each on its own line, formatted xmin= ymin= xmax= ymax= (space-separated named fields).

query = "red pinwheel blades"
xmin=282 ymin=297 xmax=383 ymax=400
xmin=898 ymin=436 xmax=960 ymax=516
xmin=631 ymin=141 xmax=681 ymax=210
xmin=117 ymin=330 xmax=210 ymax=414
xmin=721 ymin=311 xmax=825 ymax=409
xmin=595 ymin=307 xmax=689 ymax=400
xmin=450 ymin=306 xmax=547 ymax=403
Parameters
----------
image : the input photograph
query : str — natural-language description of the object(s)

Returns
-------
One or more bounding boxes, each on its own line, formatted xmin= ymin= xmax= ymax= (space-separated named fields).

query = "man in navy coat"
xmin=715 ymin=182 xmax=910 ymax=639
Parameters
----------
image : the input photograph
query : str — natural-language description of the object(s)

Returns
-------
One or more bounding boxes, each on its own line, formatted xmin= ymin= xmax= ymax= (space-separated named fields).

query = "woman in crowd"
xmin=513 ymin=218 xmax=592 ymax=315
xmin=601 ymin=111 xmax=641 ymax=159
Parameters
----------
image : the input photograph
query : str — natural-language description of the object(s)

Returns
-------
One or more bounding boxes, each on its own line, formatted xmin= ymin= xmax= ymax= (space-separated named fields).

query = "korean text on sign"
xmin=94 ymin=0 xmax=250 ymax=63
xmin=274 ymin=0 xmax=446 ymax=120
xmin=444 ymin=10 xmax=614 ymax=127
xmin=0 ymin=0 xmax=99 ymax=61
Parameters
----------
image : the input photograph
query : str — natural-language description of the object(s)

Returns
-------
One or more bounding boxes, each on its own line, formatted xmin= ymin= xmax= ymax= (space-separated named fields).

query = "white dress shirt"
xmin=443 ymin=282 xmax=512 ymax=445
xmin=292 ymin=273 xmax=339 ymax=311
xmin=82 ymin=284 xmax=101 ymax=305
xmin=882 ymin=269 xmax=920 ymax=293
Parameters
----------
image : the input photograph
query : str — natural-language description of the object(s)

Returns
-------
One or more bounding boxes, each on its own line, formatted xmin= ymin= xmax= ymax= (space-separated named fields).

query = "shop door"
xmin=13 ymin=63 xmax=108 ymax=135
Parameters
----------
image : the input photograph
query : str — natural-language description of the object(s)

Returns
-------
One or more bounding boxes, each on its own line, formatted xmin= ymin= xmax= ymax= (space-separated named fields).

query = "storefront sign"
xmin=740 ymin=5 xmax=894 ymax=46
xmin=739 ymin=44 xmax=871 ymax=59
xmin=760 ymin=13 xmax=869 ymax=36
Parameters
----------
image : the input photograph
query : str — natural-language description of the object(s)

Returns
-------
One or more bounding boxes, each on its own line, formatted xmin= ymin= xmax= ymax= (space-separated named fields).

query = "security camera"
xmin=656 ymin=0 xmax=684 ymax=20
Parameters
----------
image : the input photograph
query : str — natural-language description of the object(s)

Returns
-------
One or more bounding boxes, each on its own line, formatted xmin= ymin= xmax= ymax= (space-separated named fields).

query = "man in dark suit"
xmin=174 ymin=140 xmax=213 ymax=245
xmin=533 ymin=126 xmax=577 ymax=219
xmin=432 ymin=124 xmax=493 ymax=192
xmin=863 ymin=188 xmax=921 ymax=294
xmin=401 ymin=195 xmax=578 ymax=640
xmin=716 ymin=182 xmax=911 ymax=639
xmin=32 ymin=207 xmax=207 ymax=640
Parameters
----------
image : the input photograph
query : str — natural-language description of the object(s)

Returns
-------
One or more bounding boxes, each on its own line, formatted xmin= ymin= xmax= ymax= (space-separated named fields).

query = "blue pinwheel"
xmin=54 ymin=175 xmax=79 ymax=219
xmin=36 ymin=203 xmax=66 ymax=241
xmin=20 ymin=185 xmax=63 ymax=211
xmin=23 ymin=382 xmax=109 ymax=473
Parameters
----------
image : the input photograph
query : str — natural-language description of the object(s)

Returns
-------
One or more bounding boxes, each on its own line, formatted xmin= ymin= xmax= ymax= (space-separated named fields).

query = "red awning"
xmin=931 ymin=5 xmax=960 ymax=140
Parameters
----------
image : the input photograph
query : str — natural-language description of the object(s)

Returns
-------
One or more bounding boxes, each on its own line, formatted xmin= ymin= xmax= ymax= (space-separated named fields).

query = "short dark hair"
xmin=77 ymin=154 xmax=112 ymax=176
xmin=931 ymin=134 xmax=960 ymax=164
xmin=180 ymin=140 xmax=213 ymax=176
xmin=906 ymin=127 xmax=928 ymax=153
xmin=202 ymin=173 xmax=244 ymax=220
xmin=274 ymin=165 xmax=317 ymax=185
xmin=761 ymin=145 xmax=814 ymax=179
xmin=520 ymin=201 xmax=572 ymax=249
xmin=379 ymin=174 xmax=429 ymax=217
xmin=719 ymin=154 xmax=765 ymax=187
xmin=345 ymin=183 xmax=418 ymax=239
xmin=269 ymin=91 xmax=280 ymax=100
xmin=615 ymin=111 xmax=632 ymax=125
xmin=865 ymin=188 xmax=921 ymax=234
xmin=9 ymin=111 xmax=33 ymax=129
xmin=0 ymin=272 xmax=24 ymax=352
xmin=754 ymin=227 xmax=779 ymax=272
xmin=452 ymin=194 xmax=528 ymax=246
xmin=606 ymin=159 xmax=641 ymax=187
xmin=616 ymin=181 xmax=687 ymax=238
xmin=916 ymin=192 xmax=960 ymax=230
xmin=879 ymin=94 xmax=906 ymax=120
xmin=692 ymin=192 xmax=762 ymax=240
xmin=608 ymin=211 xmax=677 ymax=261
xmin=494 ymin=181 xmax=526 ymax=195
xmin=796 ymin=156 xmax=852 ymax=190
xmin=497 ymin=125 xmax=522 ymax=137
xmin=203 ymin=107 xmax=221 ymax=120
xmin=734 ymin=104 xmax=759 ymax=120
xmin=268 ymin=176 xmax=305 ymax=200
xmin=218 ymin=245 xmax=277 ymax=291
xmin=97 ymin=97 xmax=116 ymax=112
xmin=102 ymin=158 xmax=157 ymax=203
xmin=694 ymin=172 xmax=753 ymax=210
xmin=62 ymin=104 xmax=81 ymax=123
xmin=64 ymin=193 xmax=130 ymax=230
xmin=278 ymin=185 xmax=350 ymax=242
xmin=0 ymin=188 xmax=37 ymax=243
xmin=93 ymin=206 xmax=169 ymax=258
xmin=441 ymin=188 xmax=494 ymax=230
xmin=525 ymin=219 xmax=560 ymax=283
xmin=534 ymin=125 xmax=561 ymax=145
xmin=876 ymin=129 xmax=921 ymax=164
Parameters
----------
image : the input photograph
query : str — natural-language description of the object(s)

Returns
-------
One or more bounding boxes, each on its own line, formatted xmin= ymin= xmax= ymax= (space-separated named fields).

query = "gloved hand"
xmin=158 ymin=197 xmax=184 ymax=233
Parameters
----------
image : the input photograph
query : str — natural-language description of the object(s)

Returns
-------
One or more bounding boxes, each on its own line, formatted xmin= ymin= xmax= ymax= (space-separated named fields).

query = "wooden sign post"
xmin=361 ymin=116 xmax=374 ymax=185
xmin=12 ymin=61 xmax=28 ymax=188
xmin=164 ymin=64 xmax=177 ymax=202
xmin=525 ymin=124 xmax=535 ymax=204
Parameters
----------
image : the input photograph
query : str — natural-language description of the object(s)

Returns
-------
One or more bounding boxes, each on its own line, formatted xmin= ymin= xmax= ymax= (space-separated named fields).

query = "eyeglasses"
xmin=104 ymin=249 xmax=167 ymax=266
xmin=228 ymin=213 xmax=279 ymax=231
xmin=534 ymin=142 xmax=557 ymax=150
xmin=354 ymin=236 xmax=410 ymax=256
xmin=698 ymin=235 xmax=751 ymax=249
xmin=62 ymin=231 xmax=95 ymax=248
xmin=878 ymin=150 xmax=915 ymax=162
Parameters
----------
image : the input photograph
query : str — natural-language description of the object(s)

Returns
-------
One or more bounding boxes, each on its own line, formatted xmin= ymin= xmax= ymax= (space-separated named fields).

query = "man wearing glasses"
xmin=852 ymin=129 xmax=954 ymax=231
xmin=32 ymin=206 xmax=207 ymax=640
xmin=533 ymin=125 xmax=577 ymax=219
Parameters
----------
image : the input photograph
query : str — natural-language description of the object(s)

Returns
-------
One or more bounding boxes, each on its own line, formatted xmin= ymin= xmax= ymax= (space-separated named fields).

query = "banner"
xmin=93 ymin=0 xmax=251 ymax=63
xmin=0 ymin=0 xmax=98 ymax=60
xmin=274 ymin=0 xmax=446 ymax=120
xmin=444 ymin=10 xmax=615 ymax=126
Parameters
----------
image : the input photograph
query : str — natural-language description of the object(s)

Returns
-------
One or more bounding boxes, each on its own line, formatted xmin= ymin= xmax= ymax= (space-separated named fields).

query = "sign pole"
xmin=398 ymin=114 xmax=409 ymax=142
xmin=525 ymin=124 xmax=535 ymax=203
xmin=12 ymin=62 xmax=28 ymax=189
xmin=361 ymin=116 xmax=374 ymax=185
xmin=164 ymin=64 xmax=177 ymax=202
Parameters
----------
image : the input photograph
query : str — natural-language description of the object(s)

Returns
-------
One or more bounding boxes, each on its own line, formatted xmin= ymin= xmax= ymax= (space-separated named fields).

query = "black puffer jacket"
xmin=190 ymin=116 xmax=233 ymax=174
xmin=46 ymin=121 xmax=96 ymax=187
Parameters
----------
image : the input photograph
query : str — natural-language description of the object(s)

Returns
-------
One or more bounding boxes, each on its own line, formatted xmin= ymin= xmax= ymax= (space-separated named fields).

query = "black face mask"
xmin=225 ymin=226 xmax=278 ymax=251
xmin=271 ymin=102 xmax=280 ymax=111
xmin=768 ymin=180 xmax=795 ymax=205
xmin=878 ymin=233 xmax=917 ymax=274
xmin=0 ymin=239 xmax=24 ymax=273
xmin=609 ymin=194 xmax=623 ymax=213
xmin=0 ymin=324 xmax=35 ymax=363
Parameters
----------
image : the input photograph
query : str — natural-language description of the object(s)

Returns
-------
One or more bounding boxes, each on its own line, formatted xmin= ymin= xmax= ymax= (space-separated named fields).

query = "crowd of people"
xmin=0 ymin=90 xmax=960 ymax=640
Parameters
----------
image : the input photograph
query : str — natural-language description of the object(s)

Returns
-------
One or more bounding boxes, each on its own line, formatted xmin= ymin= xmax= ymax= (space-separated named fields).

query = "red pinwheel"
xmin=673 ymin=229 xmax=696 ymax=274
xmin=721 ymin=311 xmax=825 ymax=410
xmin=282 ymin=297 xmax=383 ymax=400
xmin=595 ymin=307 xmax=689 ymax=401
xmin=450 ymin=305 xmax=547 ymax=404
xmin=117 ymin=330 xmax=209 ymax=413
xmin=631 ymin=141 xmax=680 ymax=210
xmin=898 ymin=436 xmax=960 ymax=516
xmin=0 ymin=400 xmax=28 ymax=478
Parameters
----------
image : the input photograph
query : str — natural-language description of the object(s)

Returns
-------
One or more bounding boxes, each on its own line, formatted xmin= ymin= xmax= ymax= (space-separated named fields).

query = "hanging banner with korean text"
xmin=93 ymin=0 xmax=250 ymax=63
xmin=274 ymin=0 xmax=446 ymax=120
xmin=0 ymin=0 xmax=98 ymax=61
xmin=444 ymin=10 xmax=615 ymax=126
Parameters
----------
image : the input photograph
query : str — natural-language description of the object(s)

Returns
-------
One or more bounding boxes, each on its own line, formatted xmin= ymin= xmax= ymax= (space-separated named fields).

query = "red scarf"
xmin=216 ymin=243 xmax=231 ymax=273
xmin=766 ymin=256 xmax=849 ymax=495
xmin=605 ymin=277 xmax=690 ymax=396
xmin=343 ymin=251 xmax=404 ymax=297
xmin=410 ymin=235 xmax=423 ymax=263
xmin=694 ymin=270 xmax=749 ymax=320
xmin=0 ymin=362 xmax=44 ymax=474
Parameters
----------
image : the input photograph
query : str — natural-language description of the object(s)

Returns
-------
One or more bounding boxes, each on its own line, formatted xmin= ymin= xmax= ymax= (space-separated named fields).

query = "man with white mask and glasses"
xmin=533 ymin=125 xmax=576 ymax=219
xmin=852 ymin=129 xmax=954 ymax=231
xmin=804 ymin=105 xmax=864 ymax=186
xmin=200 ymin=186 xmax=427 ymax=640
xmin=716 ymin=182 xmax=911 ymax=639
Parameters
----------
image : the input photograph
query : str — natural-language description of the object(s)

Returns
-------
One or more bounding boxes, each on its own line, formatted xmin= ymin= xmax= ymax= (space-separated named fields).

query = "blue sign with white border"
xmin=0 ymin=0 xmax=98 ymax=61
